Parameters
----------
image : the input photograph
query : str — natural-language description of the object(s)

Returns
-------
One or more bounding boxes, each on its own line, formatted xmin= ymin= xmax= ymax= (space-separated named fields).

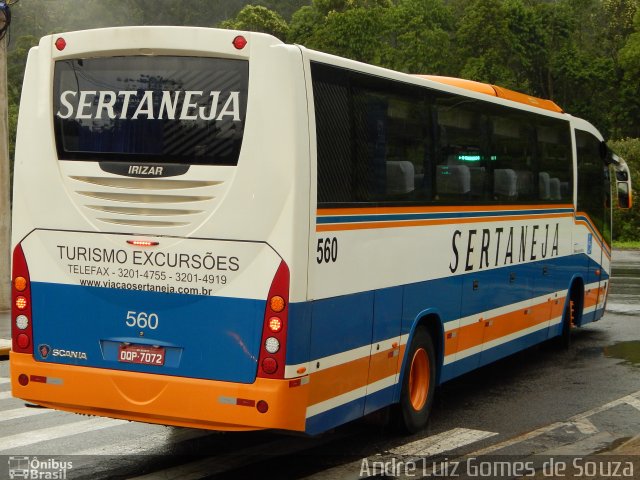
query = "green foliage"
xmin=380 ymin=0 xmax=454 ymax=74
xmin=219 ymin=5 xmax=289 ymax=38
xmin=609 ymin=138 xmax=640 ymax=241
xmin=617 ymin=8 xmax=640 ymax=137
xmin=289 ymin=0 xmax=453 ymax=70
xmin=5 ymin=0 xmax=640 ymax=247
xmin=613 ymin=240 xmax=640 ymax=248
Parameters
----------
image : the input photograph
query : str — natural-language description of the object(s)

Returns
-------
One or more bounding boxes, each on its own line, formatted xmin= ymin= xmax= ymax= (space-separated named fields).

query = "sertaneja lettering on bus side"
xmin=449 ymin=223 xmax=560 ymax=273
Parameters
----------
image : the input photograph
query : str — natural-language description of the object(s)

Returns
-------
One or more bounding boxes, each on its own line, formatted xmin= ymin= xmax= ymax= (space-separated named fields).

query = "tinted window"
xmin=576 ymin=130 xmax=608 ymax=242
xmin=312 ymin=62 xmax=573 ymax=207
xmin=53 ymin=56 xmax=248 ymax=165
xmin=312 ymin=62 xmax=430 ymax=205
xmin=537 ymin=118 xmax=573 ymax=203
xmin=489 ymin=110 xmax=536 ymax=201
xmin=435 ymin=97 xmax=489 ymax=201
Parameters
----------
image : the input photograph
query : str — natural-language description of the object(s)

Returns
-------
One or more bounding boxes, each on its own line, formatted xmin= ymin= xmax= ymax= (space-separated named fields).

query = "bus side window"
xmin=489 ymin=111 xmax=535 ymax=202
xmin=537 ymin=121 xmax=573 ymax=203
xmin=434 ymin=98 xmax=488 ymax=203
xmin=313 ymin=64 xmax=353 ymax=204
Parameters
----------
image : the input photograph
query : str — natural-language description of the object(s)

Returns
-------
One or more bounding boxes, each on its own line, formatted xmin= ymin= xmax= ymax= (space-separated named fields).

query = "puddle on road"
xmin=604 ymin=341 xmax=640 ymax=367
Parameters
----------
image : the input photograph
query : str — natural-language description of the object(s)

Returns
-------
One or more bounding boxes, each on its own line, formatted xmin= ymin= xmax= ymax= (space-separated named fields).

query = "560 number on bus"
xmin=126 ymin=311 xmax=159 ymax=330
xmin=317 ymin=237 xmax=338 ymax=264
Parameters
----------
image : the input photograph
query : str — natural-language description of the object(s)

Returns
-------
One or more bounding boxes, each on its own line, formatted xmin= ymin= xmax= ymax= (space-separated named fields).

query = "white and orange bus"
xmin=10 ymin=27 xmax=632 ymax=435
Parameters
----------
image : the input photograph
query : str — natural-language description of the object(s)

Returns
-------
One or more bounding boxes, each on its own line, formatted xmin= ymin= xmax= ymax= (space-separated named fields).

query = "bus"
xmin=10 ymin=27 xmax=632 ymax=435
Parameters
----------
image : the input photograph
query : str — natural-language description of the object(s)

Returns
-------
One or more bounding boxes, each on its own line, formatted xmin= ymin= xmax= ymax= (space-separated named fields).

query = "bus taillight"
xmin=232 ymin=35 xmax=247 ymax=50
xmin=257 ymin=261 xmax=289 ymax=379
xmin=12 ymin=245 xmax=34 ymax=354
xmin=268 ymin=317 xmax=282 ymax=333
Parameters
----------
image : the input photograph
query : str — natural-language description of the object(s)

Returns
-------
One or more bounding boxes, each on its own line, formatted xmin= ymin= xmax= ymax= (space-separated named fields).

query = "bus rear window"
xmin=53 ymin=56 xmax=248 ymax=165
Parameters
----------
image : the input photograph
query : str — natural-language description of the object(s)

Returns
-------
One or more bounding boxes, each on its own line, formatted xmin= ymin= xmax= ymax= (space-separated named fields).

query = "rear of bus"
xmin=10 ymin=27 xmax=311 ymax=432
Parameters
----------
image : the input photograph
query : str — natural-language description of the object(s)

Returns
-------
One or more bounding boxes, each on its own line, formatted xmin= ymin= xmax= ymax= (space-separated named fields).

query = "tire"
xmin=392 ymin=326 xmax=436 ymax=434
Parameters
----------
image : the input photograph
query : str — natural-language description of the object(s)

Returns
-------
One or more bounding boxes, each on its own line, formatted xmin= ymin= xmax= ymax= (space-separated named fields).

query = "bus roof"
xmin=413 ymin=75 xmax=564 ymax=114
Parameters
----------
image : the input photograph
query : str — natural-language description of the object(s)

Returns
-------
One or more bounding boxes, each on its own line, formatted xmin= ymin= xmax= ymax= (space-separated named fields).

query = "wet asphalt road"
xmin=1 ymin=250 xmax=639 ymax=479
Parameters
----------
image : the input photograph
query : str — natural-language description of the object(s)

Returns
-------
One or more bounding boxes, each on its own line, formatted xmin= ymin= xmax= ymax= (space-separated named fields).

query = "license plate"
xmin=118 ymin=344 xmax=165 ymax=366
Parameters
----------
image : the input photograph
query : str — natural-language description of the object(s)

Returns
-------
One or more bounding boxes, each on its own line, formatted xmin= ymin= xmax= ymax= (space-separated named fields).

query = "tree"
xmin=220 ymin=5 xmax=289 ymax=39
xmin=379 ymin=0 xmax=454 ymax=75
xmin=618 ymin=9 xmax=640 ymax=137
xmin=289 ymin=0 xmax=393 ymax=62
xmin=455 ymin=0 xmax=522 ymax=89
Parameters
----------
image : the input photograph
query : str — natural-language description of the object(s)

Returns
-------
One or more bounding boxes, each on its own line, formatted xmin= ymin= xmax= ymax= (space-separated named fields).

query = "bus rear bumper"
xmin=10 ymin=352 xmax=309 ymax=432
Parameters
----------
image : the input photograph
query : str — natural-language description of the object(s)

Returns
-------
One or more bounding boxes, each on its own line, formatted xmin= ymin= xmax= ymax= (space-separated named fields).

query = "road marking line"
xmin=625 ymin=397 xmax=640 ymax=412
xmin=568 ymin=390 xmax=640 ymax=421
xmin=390 ymin=428 xmax=497 ymax=456
xmin=0 ymin=406 xmax=54 ymax=422
xmin=302 ymin=428 xmax=497 ymax=480
xmin=0 ymin=391 xmax=13 ymax=400
xmin=0 ymin=417 xmax=126 ymax=452
xmin=572 ymin=418 xmax=598 ymax=435
xmin=467 ymin=422 xmax=566 ymax=456
xmin=0 ymin=378 xmax=10 ymax=385
xmin=468 ymin=389 xmax=640 ymax=456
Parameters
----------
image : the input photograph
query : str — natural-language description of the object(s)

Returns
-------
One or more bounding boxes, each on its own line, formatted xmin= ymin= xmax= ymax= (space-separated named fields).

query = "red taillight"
xmin=12 ymin=245 xmax=34 ymax=354
xmin=257 ymin=261 xmax=289 ymax=379
xmin=233 ymin=35 xmax=247 ymax=50
xmin=55 ymin=37 xmax=66 ymax=51
xmin=18 ymin=374 xmax=29 ymax=386
xmin=268 ymin=317 xmax=282 ymax=333
xmin=17 ymin=334 xmax=30 ymax=349
xmin=15 ymin=296 xmax=27 ymax=310
xmin=262 ymin=357 xmax=277 ymax=374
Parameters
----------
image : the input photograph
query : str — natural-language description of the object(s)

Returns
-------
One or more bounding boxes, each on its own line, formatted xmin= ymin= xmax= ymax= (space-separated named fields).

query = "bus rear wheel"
xmin=393 ymin=326 xmax=436 ymax=434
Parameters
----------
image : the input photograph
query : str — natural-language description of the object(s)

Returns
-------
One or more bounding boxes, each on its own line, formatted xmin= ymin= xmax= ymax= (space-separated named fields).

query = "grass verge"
xmin=613 ymin=240 xmax=640 ymax=249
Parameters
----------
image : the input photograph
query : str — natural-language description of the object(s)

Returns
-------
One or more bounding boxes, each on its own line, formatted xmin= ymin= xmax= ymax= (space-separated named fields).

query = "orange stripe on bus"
xmin=454 ymin=320 xmax=486 ymax=353
xmin=308 ymin=345 xmax=403 ymax=406
xmin=449 ymin=295 xmax=567 ymax=355
xmin=308 ymin=356 xmax=370 ymax=405
xmin=318 ymin=204 xmax=573 ymax=216
xmin=367 ymin=344 xmax=404 ymax=385
xmin=317 ymin=213 xmax=570 ymax=232
xmin=583 ymin=286 xmax=603 ymax=309
xmin=482 ymin=302 xmax=553 ymax=343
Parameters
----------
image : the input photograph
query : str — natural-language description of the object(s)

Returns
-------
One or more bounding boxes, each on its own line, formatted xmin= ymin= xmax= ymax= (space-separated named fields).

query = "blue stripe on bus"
xmin=306 ymin=397 xmax=366 ymax=435
xmin=440 ymin=327 xmax=552 ymax=382
xmin=317 ymin=208 xmax=574 ymax=224
xmin=305 ymin=383 xmax=397 ymax=434
xmin=287 ymin=254 xmax=608 ymax=368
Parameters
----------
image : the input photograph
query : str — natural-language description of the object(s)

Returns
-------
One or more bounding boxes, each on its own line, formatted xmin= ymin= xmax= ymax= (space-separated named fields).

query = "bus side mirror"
xmin=610 ymin=154 xmax=632 ymax=209
xmin=617 ymin=181 xmax=631 ymax=209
